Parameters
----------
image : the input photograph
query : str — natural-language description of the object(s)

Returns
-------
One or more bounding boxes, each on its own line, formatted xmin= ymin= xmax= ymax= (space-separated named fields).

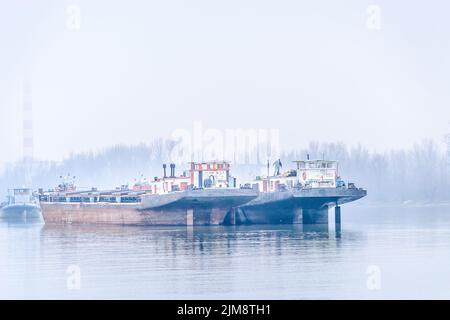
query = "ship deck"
xmin=240 ymin=187 xmax=367 ymax=208
xmin=140 ymin=188 xmax=259 ymax=210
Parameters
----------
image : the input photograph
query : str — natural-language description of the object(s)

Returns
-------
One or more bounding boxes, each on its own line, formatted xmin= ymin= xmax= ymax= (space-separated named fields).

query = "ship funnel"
xmin=171 ymin=163 xmax=176 ymax=177
xmin=307 ymin=154 xmax=310 ymax=160
xmin=163 ymin=164 xmax=167 ymax=178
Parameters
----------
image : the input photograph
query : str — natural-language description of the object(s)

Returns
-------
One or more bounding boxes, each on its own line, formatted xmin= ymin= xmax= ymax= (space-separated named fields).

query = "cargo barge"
xmin=37 ymin=159 xmax=366 ymax=226
xmin=39 ymin=162 xmax=258 ymax=226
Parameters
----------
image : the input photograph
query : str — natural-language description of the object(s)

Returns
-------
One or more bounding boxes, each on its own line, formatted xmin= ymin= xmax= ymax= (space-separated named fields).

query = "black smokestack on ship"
xmin=163 ymin=164 xmax=167 ymax=178
xmin=171 ymin=163 xmax=176 ymax=177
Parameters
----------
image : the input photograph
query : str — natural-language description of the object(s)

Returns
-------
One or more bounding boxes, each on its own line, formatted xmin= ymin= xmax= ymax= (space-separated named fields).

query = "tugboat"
xmin=0 ymin=188 xmax=42 ymax=222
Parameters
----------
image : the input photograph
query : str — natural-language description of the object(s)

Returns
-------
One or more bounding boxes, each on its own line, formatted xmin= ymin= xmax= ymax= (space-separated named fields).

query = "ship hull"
xmin=235 ymin=187 xmax=367 ymax=225
xmin=40 ymin=203 xmax=238 ymax=226
xmin=41 ymin=202 xmax=144 ymax=225
xmin=40 ymin=189 xmax=258 ymax=226
xmin=39 ymin=188 xmax=366 ymax=226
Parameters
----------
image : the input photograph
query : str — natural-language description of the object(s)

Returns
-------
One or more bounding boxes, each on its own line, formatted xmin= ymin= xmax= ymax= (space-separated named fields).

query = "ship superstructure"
xmin=254 ymin=159 xmax=341 ymax=192
xmin=134 ymin=161 xmax=237 ymax=194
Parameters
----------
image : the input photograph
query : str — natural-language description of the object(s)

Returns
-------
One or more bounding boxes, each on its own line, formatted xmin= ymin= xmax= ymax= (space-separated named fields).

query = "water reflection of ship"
xmin=39 ymin=223 xmax=340 ymax=252
xmin=0 ymin=188 xmax=43 ymax=223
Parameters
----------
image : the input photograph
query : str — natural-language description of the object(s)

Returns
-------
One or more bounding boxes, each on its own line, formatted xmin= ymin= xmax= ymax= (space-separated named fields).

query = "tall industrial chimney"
xmin=23 ymin=78 xmax=33 ymax=162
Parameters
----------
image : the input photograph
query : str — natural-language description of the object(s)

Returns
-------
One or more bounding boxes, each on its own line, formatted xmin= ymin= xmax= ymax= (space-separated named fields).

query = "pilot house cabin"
xmin=254 ymin=160 xmax=339 ymax=192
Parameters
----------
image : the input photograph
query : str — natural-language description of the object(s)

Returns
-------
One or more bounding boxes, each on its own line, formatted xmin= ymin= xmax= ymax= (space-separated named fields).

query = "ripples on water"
xmin=1 ymin=205 xmax=450 ymax=299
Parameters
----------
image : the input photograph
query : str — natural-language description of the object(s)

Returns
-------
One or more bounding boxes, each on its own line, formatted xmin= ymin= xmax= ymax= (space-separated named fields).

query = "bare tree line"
xmin=0 ymin=138 xmax=449 ymax=204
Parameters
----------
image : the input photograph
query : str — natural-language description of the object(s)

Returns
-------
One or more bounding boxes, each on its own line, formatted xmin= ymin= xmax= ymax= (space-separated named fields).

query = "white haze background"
xmin=0 ymin=0 xmax=449 ymax=195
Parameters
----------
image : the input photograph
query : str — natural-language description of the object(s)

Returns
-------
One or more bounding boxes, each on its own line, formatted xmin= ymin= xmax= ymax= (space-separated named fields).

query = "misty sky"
xmin=1 ymin=0 xmax=450 ymax=172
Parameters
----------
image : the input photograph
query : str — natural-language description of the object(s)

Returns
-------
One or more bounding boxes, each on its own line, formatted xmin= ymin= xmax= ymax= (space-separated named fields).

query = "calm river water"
xmin=1 ymin=204 xmax=449 ymax=299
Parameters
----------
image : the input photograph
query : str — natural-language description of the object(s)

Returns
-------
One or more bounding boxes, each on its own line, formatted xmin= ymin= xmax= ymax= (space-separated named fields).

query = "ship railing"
xmin=39 ymin=195 xmax=142 ymax=204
